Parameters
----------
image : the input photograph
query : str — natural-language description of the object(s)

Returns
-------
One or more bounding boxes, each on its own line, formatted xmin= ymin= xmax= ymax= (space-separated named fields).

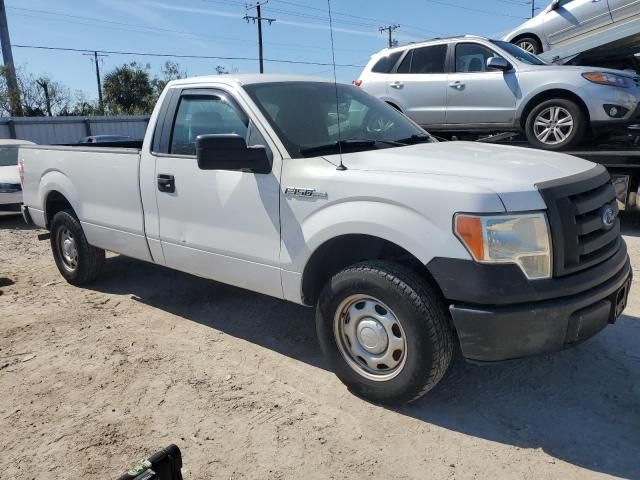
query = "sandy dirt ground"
xmin=1 ymin=213 xmax=639 ymax=480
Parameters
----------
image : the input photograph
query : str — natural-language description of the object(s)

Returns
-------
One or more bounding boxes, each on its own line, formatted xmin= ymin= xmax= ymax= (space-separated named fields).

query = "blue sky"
xmin=6 ymin=0 xmax=542 ymax=100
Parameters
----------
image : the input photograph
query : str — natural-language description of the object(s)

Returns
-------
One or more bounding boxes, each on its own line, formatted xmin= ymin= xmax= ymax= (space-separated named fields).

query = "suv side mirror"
xmin=487 ymin=57 xmax=512 ymax=71
xmin=196 ymin=134 xmax=271 ymax=174
xmin=550 ymin=0 xmax=561 ymax=10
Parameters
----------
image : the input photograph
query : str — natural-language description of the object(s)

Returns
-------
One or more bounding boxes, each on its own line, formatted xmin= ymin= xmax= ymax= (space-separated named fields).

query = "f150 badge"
xmin=284 ymin=187 xmax=328 ymax=200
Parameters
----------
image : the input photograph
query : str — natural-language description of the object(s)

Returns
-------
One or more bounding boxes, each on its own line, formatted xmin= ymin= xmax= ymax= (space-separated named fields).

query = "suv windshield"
xmin=491 ymin=40 xmax=547 ymax=65
xmin=243 ymin=82 xmax=432 ymax=159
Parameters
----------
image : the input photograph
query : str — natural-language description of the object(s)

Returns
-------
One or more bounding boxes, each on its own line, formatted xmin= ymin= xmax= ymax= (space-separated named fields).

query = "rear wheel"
xmin=316 ymin=261 xmax=453 ymax=405
xmin=50 ymin=210 xmax=105 ymax=285
xmin=514 ymin=36 xmax=542 ymax=54
xmin=525 ymin=98 xmax=586 ymax=150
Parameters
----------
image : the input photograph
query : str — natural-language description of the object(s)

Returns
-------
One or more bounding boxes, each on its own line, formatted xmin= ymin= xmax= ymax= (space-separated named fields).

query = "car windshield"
xmin=0 ymin=145 xmax=19 ymax=167
xmin=243 ymin=82 xmax=433 ymax=159
xmin=491 ymin=40 xmax=547 ymax=65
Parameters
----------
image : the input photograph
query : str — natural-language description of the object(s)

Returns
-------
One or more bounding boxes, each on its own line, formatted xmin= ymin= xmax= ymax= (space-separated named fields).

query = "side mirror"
xmin=487 ymin=57 xmax=512 ymax=71
xmin=196 ymin=134 xmax=270 ymax=174
xmin=550 ymin=0 xmax=561 ymax=10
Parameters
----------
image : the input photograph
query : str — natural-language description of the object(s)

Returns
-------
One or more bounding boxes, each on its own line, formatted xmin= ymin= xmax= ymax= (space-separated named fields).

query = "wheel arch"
xmin=44 ymin=190 xmax=76 ymax=229
xmin=518 ymin=89 xmax=591 ymax=129
xmin=301 ymin=234 xmax=443 ymax=306
xmin=510 ymin=32 xmax=542 ymax=48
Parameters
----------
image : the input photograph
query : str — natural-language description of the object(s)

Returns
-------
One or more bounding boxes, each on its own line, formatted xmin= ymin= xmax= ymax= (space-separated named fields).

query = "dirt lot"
xmin=1 ymin=214 xmax=639 ymax=480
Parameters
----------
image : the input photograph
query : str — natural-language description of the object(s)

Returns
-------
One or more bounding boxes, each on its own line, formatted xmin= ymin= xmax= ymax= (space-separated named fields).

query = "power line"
xmin=423 ymin=0 xmax=527 ymax=19
xmin=12 ymin=44 xmax=366 ymax=68
xmin=244 ymin=1 xmax=276 ymax=74
xmin=6 ymin=6 xmax=371 ymax=54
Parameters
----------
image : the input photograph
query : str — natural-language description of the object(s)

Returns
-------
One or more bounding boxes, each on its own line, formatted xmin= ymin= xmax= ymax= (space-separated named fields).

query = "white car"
xmin=19 ymin=75 xmax=631 ymax=405
xmin=0 ymin=140 xmax=34 ymax=216
xmin=504 ymin=0 xmax=640 ymax=57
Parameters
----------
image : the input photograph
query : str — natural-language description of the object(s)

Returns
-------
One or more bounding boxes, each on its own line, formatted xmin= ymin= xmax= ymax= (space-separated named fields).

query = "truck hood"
xmin=0 ymin=165 xmax=19 ymax=184
xmin=325 ymin=141 xmax=596 ymax=211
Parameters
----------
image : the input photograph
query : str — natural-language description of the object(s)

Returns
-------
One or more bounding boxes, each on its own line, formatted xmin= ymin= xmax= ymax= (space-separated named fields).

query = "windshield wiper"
xmin=395 ymin=134 xmax=432 ymax=145
xmin=299 ymin=139 xmax=404 ymax=157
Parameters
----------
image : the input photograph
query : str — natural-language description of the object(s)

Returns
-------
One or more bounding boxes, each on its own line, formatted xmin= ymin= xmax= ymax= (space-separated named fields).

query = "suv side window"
xmin=455 ymin=43 xmax=504 ymax=73
xmin=169 ymin=94 xmax=249 ymax=156
xmin=371 ymin=51 xmax=402 ymax=73
xmin=394 ymin=44 xmax=447 ymax=74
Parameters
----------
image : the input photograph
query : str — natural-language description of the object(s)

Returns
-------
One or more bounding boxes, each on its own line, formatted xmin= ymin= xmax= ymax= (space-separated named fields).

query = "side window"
xmin=455 ymin=43 xmax=503 ymax=73
xmin=371 ymin=51 xmax=402 ymax=73
xmin=394 ymin=45 xmax=447 ymax=74
xmin=169 ymin=95 xmax=249 ymax=156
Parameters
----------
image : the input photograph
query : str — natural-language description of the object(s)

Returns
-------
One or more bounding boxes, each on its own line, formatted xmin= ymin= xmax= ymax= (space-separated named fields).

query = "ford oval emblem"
xmin=601 ymin=205 xmax=617 ymax=230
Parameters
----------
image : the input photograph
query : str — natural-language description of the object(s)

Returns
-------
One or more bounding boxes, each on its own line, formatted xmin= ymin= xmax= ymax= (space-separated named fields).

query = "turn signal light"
xmin=454 ymin=215 xmax=484 ymax=261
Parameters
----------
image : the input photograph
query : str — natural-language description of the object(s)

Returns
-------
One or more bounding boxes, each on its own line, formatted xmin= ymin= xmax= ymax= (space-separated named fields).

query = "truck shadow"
xmin=90 ymin=254 xmax=640 ymax=480
xmin=0 ymin=215 xmax=34 ymax=231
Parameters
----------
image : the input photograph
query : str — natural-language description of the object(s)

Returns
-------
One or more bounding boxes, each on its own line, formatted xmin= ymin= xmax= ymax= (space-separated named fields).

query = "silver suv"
xmin=356 ymin=35 xmax=640 ymax=150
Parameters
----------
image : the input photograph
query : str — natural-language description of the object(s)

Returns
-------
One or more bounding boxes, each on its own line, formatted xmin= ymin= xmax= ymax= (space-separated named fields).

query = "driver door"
xmin=544 ymin=0 xmax=612 ymax=46
xmin=153 ymin=87 xmax=283 ymax=298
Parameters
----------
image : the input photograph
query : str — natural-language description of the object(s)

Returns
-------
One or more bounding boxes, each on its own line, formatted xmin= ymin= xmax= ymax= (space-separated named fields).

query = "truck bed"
xmin=20 ymin=144 xmax=152 ymax=262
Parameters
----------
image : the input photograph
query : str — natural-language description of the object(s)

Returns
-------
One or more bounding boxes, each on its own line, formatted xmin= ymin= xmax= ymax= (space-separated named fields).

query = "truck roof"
xmin=168 ymin=74 xmax=335 ymax=88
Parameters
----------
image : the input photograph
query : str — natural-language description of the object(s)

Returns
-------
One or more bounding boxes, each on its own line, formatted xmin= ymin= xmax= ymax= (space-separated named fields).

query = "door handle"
xmin=390 ymin=81 xmax=404 ymax=89
xmin=157 ymin=174 xmax=175 ymax=193
xmin=449 ymin=81 xmax=465 ymax=90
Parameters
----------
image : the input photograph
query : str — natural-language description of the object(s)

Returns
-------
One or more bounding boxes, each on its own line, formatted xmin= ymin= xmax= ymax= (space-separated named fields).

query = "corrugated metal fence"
xmin=0 ymin=115 xmax=150 ymax=144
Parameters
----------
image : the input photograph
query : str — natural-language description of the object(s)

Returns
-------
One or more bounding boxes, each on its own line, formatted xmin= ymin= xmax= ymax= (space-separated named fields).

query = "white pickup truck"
xmin=20 ymin=75 xmax=632 ymax=405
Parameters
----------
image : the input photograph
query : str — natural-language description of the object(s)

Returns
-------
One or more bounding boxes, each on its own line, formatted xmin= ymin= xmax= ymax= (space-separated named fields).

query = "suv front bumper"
xmin=428 ymin=244 xmax=632 ymax=362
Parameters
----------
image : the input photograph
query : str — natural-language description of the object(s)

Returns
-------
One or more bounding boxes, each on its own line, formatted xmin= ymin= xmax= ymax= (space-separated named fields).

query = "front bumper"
xmin=428 ymin=245 xmax=632 ymax=362
xmin=583 ymin=82 xmax=640 ymax=125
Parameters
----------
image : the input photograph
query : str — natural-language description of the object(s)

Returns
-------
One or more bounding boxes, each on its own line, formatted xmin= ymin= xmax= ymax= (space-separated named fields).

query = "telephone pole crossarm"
xmin=379 ymin=24 xmax=400 ymax=48
xmin=244 ymin=1 xmax=276 ymax=74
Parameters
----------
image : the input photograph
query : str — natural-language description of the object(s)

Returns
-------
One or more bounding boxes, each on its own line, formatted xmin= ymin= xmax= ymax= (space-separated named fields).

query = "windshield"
xmin=243 ymin=82 xmax=432 ymax=159
xmin=491 ymin=40 xmax=547 ymax=65
xmin=0 ymin=145 xmax=19 ymax=167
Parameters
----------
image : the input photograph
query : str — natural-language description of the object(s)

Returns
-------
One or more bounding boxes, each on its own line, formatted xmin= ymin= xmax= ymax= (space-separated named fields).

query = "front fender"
xmin=282 ymin=199 xmax=471 ymax=273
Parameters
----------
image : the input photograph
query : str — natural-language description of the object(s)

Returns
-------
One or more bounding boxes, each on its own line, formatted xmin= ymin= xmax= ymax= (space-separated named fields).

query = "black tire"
xmin=316 ymin=261 xmax=453 ymax=405
xmin=524 ymin=98 xmax=586 ymax=151
xmin=514 ymin=36 xmax=542 ymax=55
xmin=50 ymin=210 xmax=105 ymax=285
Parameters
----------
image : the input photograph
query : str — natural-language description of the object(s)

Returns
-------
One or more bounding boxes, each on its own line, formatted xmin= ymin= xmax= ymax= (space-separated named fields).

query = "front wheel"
xmin=50 ymin=210 xmax=105 ymax=285
xmin=316 ymin=261 xmax=453 ymax=405
xmin=524 ymin=98 xmax=586 ymax=150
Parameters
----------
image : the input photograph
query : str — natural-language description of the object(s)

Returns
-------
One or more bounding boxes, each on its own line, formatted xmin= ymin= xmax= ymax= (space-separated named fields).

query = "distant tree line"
xmin=0 ymin=61 xmax=235 ymax=117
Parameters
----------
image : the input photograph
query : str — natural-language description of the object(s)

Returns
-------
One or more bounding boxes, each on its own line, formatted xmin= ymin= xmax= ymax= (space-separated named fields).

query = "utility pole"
xmin=36 ymin=79 xmax=52 ymax=116
xmin=379 ymin=24 xmax=400 ymax=49
xmin=83 ymin=51 xmax=107 ymax=113
xmin=244 ymin=1 xmax=276 ymax=74
xmin=531 ymin=0 xmax=536 ymax=18
xmin=0 ymin=0 xmax=21 ymax=116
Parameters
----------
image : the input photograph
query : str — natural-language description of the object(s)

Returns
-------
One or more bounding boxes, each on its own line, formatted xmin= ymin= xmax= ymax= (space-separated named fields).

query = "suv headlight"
xmin=582 ymin=72 xmax=629 ymax=88
xmin=454 ymin=213 xmax=552 ymax=280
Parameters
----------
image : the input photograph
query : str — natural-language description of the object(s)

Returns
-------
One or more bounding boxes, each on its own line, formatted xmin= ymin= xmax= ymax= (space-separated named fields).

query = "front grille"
xmin=537 ymin=165 xmax=621 ymax=277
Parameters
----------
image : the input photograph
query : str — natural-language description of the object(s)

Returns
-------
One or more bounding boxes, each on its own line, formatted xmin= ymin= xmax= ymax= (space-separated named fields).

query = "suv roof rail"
xmin=406 ymin=34 xmax=487 ymax=45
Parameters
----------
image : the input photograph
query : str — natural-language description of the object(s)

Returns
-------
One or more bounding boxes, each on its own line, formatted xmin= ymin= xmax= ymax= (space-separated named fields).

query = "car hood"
xmin=0 ymin=165 xmax=19 ymax=184
xmin=323 ymin=141 xmax=596 ymax=211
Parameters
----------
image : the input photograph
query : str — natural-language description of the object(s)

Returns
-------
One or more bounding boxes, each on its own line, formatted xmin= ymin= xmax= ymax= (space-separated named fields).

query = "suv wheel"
xmin=515 ymin=37 xmax=542 ymax=54
xmin=50 ymin=210 xmax=105 ymax=285
xmin=525 ymin=98 xmax=586 ymax=150
xmin=316 ymin=261 xmax=453 ymax=405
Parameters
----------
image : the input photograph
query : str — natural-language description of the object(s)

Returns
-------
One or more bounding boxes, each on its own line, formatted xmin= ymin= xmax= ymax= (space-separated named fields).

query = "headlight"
xmin=582 ymin=72 xmax=629 ymax=88
xmin=0 ymin=183 xmax=20 ymax=193
xmin=454 ymin=213 xmax=552 ymax=280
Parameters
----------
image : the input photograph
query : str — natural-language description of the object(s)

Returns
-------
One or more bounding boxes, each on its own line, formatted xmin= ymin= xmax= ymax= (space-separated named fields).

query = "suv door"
xmin=445 ymin=42 xmax=517 ymax=127
xmin=544 ymin=0 xmax=612 ymax=46
xmin=607 ymin=0 xmax=640 ymax=22
xmin=386 ymin=44 xmax=448 ymax=127
xmin=152 ymin=87 xmax=283 ymax=298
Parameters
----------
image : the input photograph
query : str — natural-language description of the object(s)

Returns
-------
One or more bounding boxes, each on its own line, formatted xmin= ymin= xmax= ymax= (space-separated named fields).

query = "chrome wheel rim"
xmin=533 ymin=106 xmax=574 ymax=145
xmin=518 ymin=41 xmax=537 ymax=53
xmin=58 ymin=227 xmax=78 ymax=272
xmin=333 ymin=295 xmax=407 ymax=382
